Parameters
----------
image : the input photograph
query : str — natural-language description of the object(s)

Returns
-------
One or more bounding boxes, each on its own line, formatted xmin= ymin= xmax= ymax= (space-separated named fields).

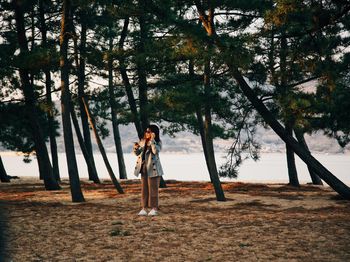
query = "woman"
xmin=133 ymin=124 xmax=164 ymax=216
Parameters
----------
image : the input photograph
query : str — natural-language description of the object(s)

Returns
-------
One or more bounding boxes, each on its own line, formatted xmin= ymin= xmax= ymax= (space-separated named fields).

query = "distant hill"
xmin=1 ymin=101 xmax=349 ymax=154
xmin=51 ymin=112 xmax=350 ymax=155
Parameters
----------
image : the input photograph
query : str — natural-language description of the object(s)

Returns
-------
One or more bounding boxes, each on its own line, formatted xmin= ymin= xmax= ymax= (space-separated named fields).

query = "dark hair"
xmin=145 ymin=124 xmax=161 ymax=143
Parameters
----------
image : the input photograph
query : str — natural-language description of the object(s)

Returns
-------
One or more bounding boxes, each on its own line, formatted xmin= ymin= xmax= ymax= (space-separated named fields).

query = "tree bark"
xmin=60 ymin=0 xmax=85 ymax=202
xmin=82 ymin=98 xmax=124 ymax=193
xmin=195 ymin=108 xmax=213 ymax=183
xmin=190 ymin=57 xmax=225 ymax=200
xmin=190 ymin=60 xmax=213 ymax=183
xmin=118 ymin=18 xmax=143 ymax=139
xmin=294 ymin=129 xmax=323 ymax=185
xmin=108 ymin=29 xmax=127 ymax=179
xmin=203 ymin=57 xmax=226 ymax=201
xmin=285 ymin=123 xmax=300 ymax=186
xmin=38 ymin=0 xmax=60 ymax=182
xmin=137 ymin=2 xmax=150 ymax=132
xmin=13 ymin=0 xmax=60 ymax=190
xmin=279 ymin=33 xmax=300 ymax=186
xmin=70 ymin=105 xmax=100 ymax=183
xmin=0 ymin=156 xmax=10 ymax=183
xmin=76 ymin=10 xmax=98 ymax=182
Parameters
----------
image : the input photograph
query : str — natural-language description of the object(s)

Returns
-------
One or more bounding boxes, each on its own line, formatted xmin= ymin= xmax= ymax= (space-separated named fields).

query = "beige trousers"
xmin=140 ymin=164 xmax=160 ymax=209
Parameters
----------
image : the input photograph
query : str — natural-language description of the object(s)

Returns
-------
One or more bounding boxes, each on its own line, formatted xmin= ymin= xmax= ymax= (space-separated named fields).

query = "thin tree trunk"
xmin=285 ymin=123 xmax=300 ymax=186
xmin=279 ymin=32 xmax=300 ymax=186
xmin=118 ymin=18 xmax=143 ymax=139
xmin=13 ymin=0 xmax=60 ymax=190
xmin=190 ymin=60 xmax=213 ymax=183
xmin=60 ymin=0 xmax=85 ymax=202
xmin=71 ymin=105 xmax=100 ymax=183
xmin=82 ymin=97 xmax=124 ymax=193
xmin=39 ymin=0 xmax=60 ymax=182
xmin=295 ymin=129 xmax=323 ymax=185
xmin=0 ymin=156 xmax=10 ymax=183
xmin=72 ymin=21 xmax=98 ymax=182
xmin=190 ymin=57 xmax=225 ymax=200
xmin=108 ymin=29 xmax=127 ymax=179
xmin=75 ymin=11 xmax=97 ymax=182
xmin=203 ymin=57 xmax=226 ymax=201
xmin=137 ymin=4 xmax=149 ymax=132
xmin=195 ymin=108 xmax=213 ymax=183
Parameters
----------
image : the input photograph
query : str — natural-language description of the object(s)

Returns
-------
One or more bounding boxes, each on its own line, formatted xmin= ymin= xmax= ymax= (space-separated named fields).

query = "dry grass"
xmin=0 ymin=177 xmax=350 ymax=261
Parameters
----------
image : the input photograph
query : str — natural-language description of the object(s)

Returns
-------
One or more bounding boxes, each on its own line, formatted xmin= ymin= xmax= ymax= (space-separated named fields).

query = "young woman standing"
xmin=133 ymin=124 xmax=164 ymax=216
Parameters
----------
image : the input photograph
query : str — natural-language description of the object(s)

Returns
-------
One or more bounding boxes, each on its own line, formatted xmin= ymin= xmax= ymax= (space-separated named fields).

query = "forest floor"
xmin=0 ymin=177 xmax=350 ymax=262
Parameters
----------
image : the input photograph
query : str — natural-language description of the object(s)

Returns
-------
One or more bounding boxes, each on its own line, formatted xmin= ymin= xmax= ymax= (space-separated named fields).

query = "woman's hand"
xmin=150 ymin=132 xmax=156 ymax=141
xmin=134 ymin=142 xmax=140 ymax=150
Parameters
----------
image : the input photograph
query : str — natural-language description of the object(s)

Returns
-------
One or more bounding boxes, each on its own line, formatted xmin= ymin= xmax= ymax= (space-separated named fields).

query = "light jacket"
xmin=133 ymin=138 xmax=164 ymax=178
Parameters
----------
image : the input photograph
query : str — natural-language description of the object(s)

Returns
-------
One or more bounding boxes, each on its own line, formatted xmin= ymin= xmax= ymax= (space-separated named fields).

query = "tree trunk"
xmin=294 ymin=129 xmax=323 ymax=185
xmin=0 ymin=156 xmax=10 ymax=183
xmin=39 ymin=0 xmax=60 ymax=182
xmin=13 ymin=0 xmax=60 ymax=191
xmin=203 ymin=58 xmax=226 ymax=201
xmin=189 ymin=59 xmax=213 ymax=183
xmin=226 ymin=65 xmax=350 ymax=198
xmin=279 ymin=33 xmax=299 ymax=186
xmin=136 ymin=2 xmax=150 ymax=132
xmin=108 ymin=30 xmax=127 ymax=179
xmin=285 ymin=123 xmax=300 ymax=186
xmin=82 ymin=98 xmax=124 ymax=193
xmin=60 ymin=0 xmax=85 ymax=202
xmin=71 ymin=105 xmax=100 ymax=183
xmin=118 ymin=18 xmax=143 ymax=139
xmin=190 ymin=57 xmax=225 ymax=201
xmin=76 ymin=11 xmax=98 ymax=182
xmin=195 ymin=108 xmax=213 ymax=183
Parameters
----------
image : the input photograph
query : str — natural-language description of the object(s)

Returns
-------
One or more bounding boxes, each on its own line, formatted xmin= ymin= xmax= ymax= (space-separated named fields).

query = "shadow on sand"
xmin=0 ymin=202 xmax=8 ymax=260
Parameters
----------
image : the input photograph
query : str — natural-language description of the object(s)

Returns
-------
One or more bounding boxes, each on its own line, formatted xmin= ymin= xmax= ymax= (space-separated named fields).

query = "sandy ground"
xmin=0 ymin=177 xmax=350 ymax=262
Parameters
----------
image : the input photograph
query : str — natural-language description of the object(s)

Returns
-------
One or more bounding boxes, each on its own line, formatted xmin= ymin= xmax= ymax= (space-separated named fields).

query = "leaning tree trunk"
xmin=295 ymin=129 xmax=323 ymax=185
xmin=285 ymin=123 xmax=300 ymax=187
xmin=13 ymin=0 xmax=60 ymax=190
xmin=76 ymin=11 xmax=98 ymax=182
xmin=226 ymin=62 xmax=350 ymax=199
xmin=0 ymin=156 xmax=10 ymax=183
xmin=70 ymin=105 xmax=100 ymax=184
xmin=60 ymin=0 xmax=85 ymax=202
xmin=82 ymin=98 xmax=124 ymax=194
xmin=203 ymin=57 xmax=226 ymax=201
xmin=107 ymin=29 xmax=127 ymax=180
xmin=224 ymin=58 xmax=350 ymax=198
xmin=38 ymin=0 xmax=60 ymax=182
xmin=194 ymin=6 xmax=350 ymax=199
xmin=195 ymin=108 xmax=213 ymax=183
xmin=118 ymin=17 xmax=143 ymax=139
xmin=190 ymin=59 xmax=213 ymax=184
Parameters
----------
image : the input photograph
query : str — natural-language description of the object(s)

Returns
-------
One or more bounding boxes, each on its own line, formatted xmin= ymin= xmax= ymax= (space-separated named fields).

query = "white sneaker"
xmin=138 ymin=209 xmax=148 ymax=216
xmin=148 ymin=208 xmax=159 ymax=216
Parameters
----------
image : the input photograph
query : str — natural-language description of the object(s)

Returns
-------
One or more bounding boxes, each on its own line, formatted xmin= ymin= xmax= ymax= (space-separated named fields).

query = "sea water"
xmin=1 ymin=152 xmax=349 ymax=186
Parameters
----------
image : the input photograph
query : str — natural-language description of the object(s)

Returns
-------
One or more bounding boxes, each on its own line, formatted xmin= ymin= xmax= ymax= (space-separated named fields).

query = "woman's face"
xmin=144 ymin=128 xmax=152 ymax=139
